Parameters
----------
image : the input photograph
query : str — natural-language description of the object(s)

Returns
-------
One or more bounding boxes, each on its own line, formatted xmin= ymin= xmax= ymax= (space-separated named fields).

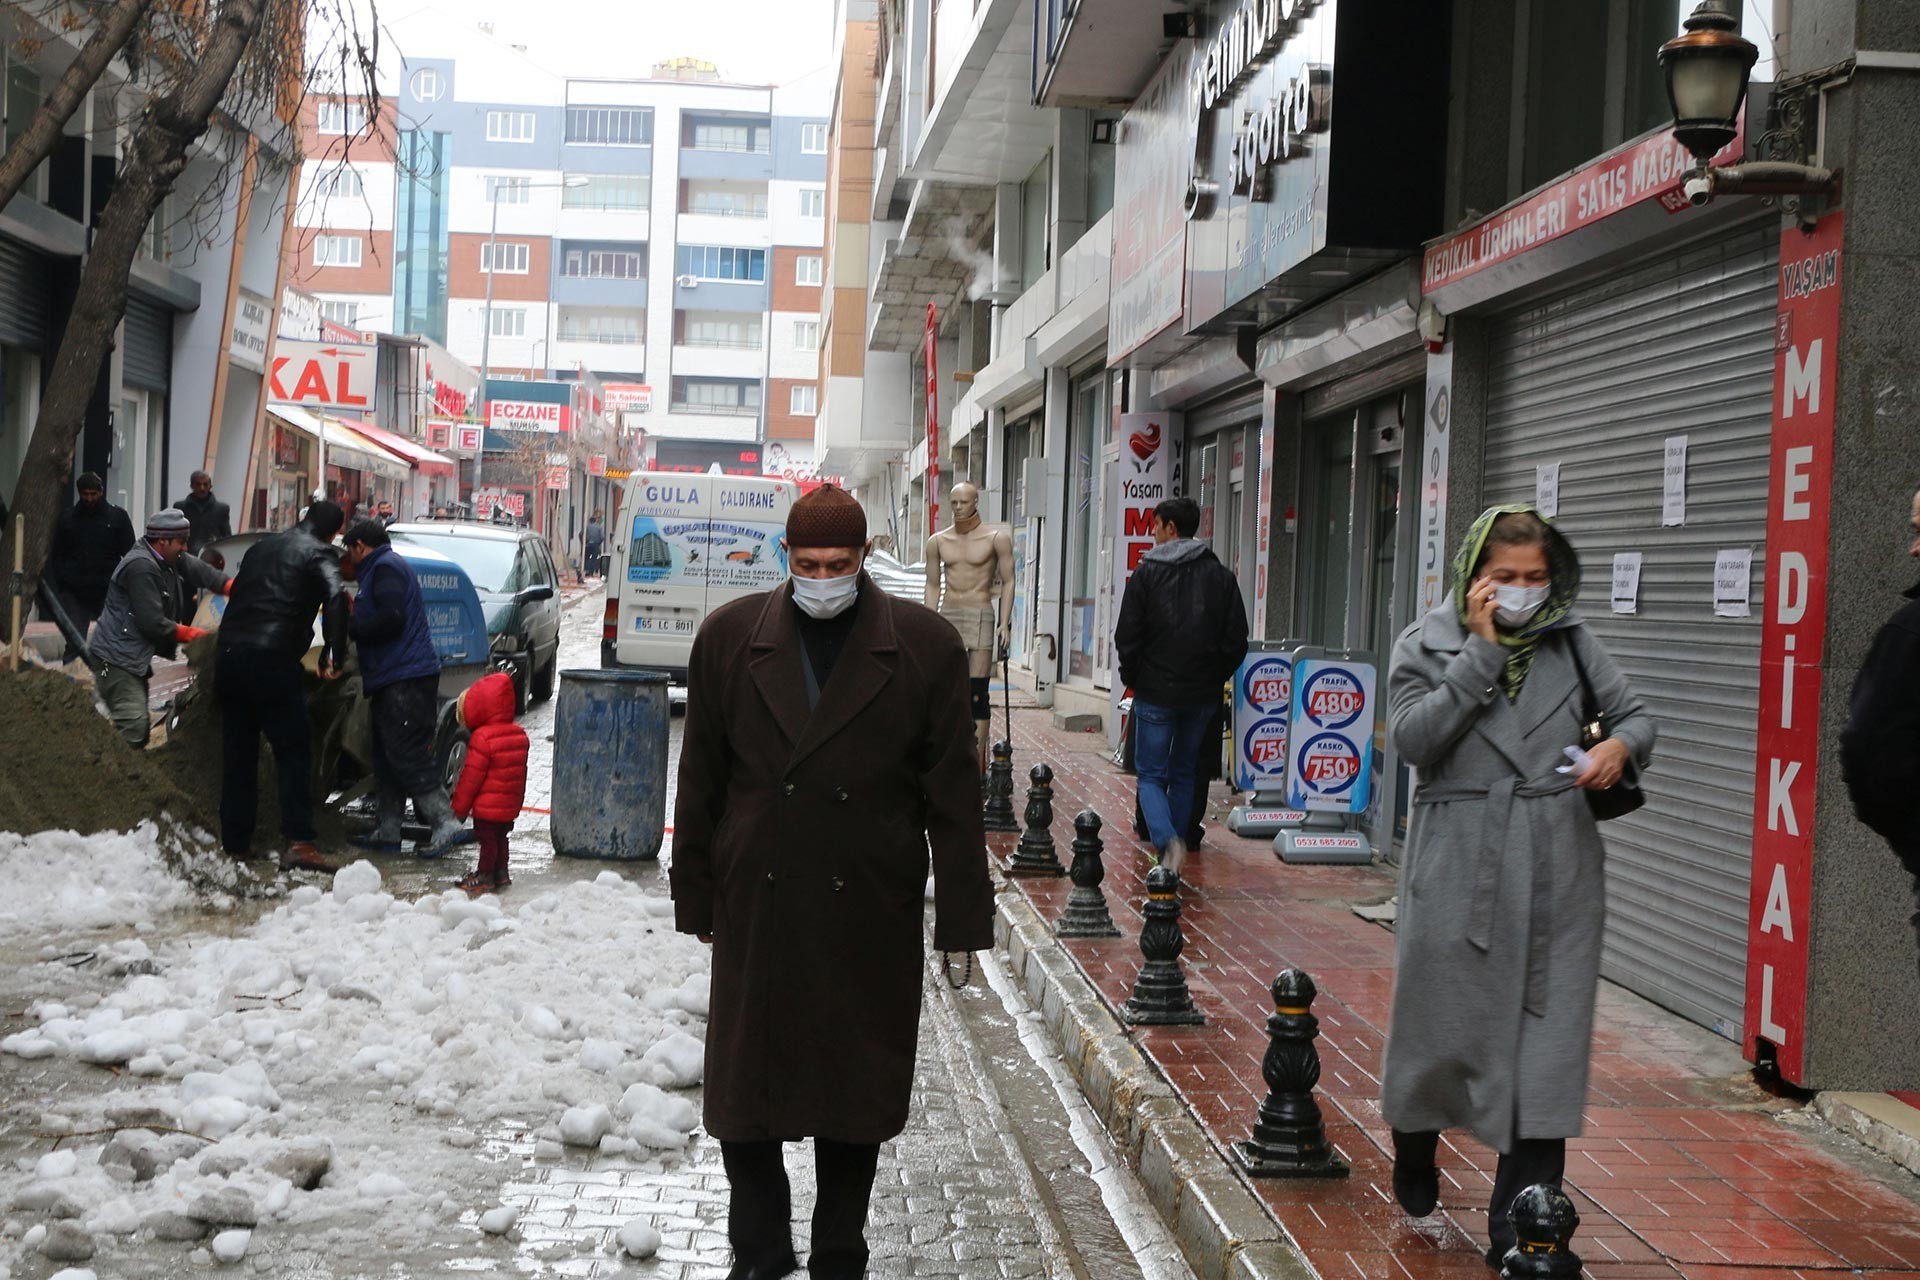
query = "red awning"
xmin=336 ymin=418 xmax=457 ymax=479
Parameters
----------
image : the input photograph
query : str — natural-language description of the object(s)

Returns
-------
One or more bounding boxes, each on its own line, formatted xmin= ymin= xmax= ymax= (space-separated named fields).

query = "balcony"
xmin=678 ymin=147 xmax=774 ymax=182
xmin=555 ymin=207 xmax=650 ymax=243
xmin=907 ymin=0 xmax=1053 ymax=185
xmin=553 ymin=273 xmax=649 ymax=307
xmin=551 ymin=337 xmax=646 ymax=375
xmin=667 ymin=401 xmax=761 ymax=420
xmin=1030 ymin=0 xmax=1167 ymax=108
xmin=672 ymin=341 xmax=766 ymax=378
xmin=672 ymin=278 xmax=767 ymax=313
xmin=675 ymin=212 xmax=772 ymax=249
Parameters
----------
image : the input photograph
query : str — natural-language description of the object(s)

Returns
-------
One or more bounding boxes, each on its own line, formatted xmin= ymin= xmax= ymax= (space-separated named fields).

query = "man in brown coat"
xmin=672 ymin=484 xmax=995 ymax=1280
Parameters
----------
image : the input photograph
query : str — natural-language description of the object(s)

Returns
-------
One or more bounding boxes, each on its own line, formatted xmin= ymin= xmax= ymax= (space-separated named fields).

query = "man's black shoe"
xmin=725 ymin=1255 xmax=799 ymax=1280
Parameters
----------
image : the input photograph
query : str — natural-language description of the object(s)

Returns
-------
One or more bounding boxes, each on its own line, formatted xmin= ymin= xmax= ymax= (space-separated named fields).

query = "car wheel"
xmin=436 ymin=723 xmax=471 ymax=794
xmin=531 ymin=649 xmax=556 ymax=704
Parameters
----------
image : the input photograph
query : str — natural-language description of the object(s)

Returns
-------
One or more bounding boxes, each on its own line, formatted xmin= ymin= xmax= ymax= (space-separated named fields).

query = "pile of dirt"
xmin=0 ymin=669 xmax=215 ymax=836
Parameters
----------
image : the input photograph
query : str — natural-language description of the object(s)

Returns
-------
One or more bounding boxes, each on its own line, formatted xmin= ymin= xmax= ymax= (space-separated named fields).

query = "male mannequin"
xmin=924 ymin=482 xmax=1015 ymax=768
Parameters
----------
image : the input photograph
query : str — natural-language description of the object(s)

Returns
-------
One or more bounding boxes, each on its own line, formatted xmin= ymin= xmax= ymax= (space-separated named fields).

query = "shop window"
xmin=1020 ymin=156 xmax=1050 ymax=291
xmin=1298 ymin=415 xmax=1356 ymax=649
xmin=1064 ymin=369 xmax=1106 ymax=682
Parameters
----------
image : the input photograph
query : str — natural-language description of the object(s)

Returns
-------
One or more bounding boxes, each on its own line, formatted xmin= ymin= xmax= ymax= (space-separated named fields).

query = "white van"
xmin=600 ymin=472 xmax=802 ymax=682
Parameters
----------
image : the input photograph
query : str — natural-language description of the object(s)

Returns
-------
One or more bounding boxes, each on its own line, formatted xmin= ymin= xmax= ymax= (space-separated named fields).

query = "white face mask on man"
xmin=1492 ymin=583 xmax=1551 ymax=628
xmin=792 ymin=570 xmax=860 ymax=619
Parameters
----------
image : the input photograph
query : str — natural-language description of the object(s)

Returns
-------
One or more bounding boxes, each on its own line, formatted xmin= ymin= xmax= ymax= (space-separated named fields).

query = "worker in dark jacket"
xmin=584 ymin=510 xmax=605 ymax=578
xmin=216 ymin=500 xmax=350 ymax=871
xmin=175 ymin=471 xmax=232 ymax=555
xmin=1113 ymin=496 xmax=1248 ymax=873
xmin=47 ymin=471 xmax=135 ymax=659
xmin=1840 ymin=486 xmax=1920 ymax=982
xmin=341 ymin=519 xmax=468 ymax=857
xmin=92 ymin=509 xmax=230 ymax=747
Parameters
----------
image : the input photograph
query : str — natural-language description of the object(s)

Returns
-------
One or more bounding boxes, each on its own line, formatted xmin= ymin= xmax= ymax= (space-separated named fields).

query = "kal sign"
xmin=1286 ymin=657 xmax=1376 ymax=814
xmin=268 ymin=340 xmax=374 ymax=408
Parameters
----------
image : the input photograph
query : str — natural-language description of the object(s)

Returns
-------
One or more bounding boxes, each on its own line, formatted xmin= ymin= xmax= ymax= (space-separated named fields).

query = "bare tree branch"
xmin=0 ymin=0 xmax=158 ymax=212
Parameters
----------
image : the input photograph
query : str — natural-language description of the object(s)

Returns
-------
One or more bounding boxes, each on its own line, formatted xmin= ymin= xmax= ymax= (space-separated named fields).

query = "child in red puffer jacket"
xmin=451 ymin=671 xmax=529 ymax=895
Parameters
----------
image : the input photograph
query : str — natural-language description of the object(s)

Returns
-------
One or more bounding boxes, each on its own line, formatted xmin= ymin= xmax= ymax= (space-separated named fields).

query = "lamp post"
xmin=1659 ymin=0 xmax=1839 ymax=219
xmin=475 ymin=176 xmax=586 ymax=511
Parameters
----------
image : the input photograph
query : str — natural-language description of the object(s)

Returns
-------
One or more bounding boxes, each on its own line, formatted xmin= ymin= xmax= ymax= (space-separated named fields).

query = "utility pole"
xmin=474 ymin=190 xmax=500 ymax=508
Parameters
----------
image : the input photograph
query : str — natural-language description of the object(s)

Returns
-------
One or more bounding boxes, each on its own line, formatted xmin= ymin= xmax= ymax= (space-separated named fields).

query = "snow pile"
xmin=0 ymin=862 xmax=708 ymax=1265
xmin=0 ymin=825 xmax=202 ymax=940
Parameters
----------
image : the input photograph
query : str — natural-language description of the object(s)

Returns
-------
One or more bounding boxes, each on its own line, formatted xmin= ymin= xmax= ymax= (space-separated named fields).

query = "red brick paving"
xmin=994 ymin=709 xmax=1920 ymax=1279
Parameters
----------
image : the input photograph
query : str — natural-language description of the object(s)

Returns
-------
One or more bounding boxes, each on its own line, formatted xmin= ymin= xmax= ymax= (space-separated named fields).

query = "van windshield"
xmin=394 ymin=533 xmax=518 ymax=593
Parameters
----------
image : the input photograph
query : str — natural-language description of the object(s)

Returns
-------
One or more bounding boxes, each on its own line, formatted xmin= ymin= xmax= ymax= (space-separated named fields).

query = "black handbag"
xmin=1567 ymin=635 xmax=1646 ymax=821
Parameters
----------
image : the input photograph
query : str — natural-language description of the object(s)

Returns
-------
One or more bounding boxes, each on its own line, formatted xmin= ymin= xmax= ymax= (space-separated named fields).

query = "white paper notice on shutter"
xmin=1611 ymin=552 xmax=1642 ymax=614
xmin=1535 ymin=463 xmax=1560 ymax=519
xmin=1662 ymin=436 xmax=1688 ymax=526
xmin=1713 ymin=548 xmax=1753 ymax=617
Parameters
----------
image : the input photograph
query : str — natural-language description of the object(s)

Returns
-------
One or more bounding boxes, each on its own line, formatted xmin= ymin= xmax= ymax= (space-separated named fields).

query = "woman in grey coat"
xmin=1381 ymin=505 xmax=1655 ymax=1265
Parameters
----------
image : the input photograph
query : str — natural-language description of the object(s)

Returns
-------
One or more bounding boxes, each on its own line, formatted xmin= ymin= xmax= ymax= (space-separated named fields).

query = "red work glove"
xmin=219 ymin=578 xmax=233 ymax=596
xmin=174 ymin=624 xmax=209 ymax=644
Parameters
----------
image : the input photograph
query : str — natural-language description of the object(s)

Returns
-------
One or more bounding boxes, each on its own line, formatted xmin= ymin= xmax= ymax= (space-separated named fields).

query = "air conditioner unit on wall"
xmin=675 ymin=275 xmax=698 ymax=288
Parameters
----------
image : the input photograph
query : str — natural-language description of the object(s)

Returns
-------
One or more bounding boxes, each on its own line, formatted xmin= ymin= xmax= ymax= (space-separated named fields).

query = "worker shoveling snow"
xmin=0 ymin=862 xmax=709 ymax=1272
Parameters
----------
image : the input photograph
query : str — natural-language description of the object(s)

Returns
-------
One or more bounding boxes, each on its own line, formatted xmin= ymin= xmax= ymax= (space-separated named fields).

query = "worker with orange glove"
xmin=92 ymin=507 xmax=232 ymax=747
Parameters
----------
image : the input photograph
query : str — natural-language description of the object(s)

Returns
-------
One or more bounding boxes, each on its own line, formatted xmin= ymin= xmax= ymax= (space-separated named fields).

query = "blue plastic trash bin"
xmin=552 ymin=669 xmax=671 ymax=859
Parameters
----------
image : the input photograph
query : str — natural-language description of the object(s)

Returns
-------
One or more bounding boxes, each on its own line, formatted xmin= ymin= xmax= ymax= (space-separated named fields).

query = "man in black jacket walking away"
xmin=216 ymin=500 xmax=351 ymax=871
xmin=1114 ymin=497 xmax=1248 ymax=873
xmin=1840 ymin=486 xmax=1920 ymax=982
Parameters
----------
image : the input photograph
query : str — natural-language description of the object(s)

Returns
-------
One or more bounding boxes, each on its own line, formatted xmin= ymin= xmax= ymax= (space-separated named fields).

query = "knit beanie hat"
xmin=145 ymin=508 xmax=191 ymax=540
xmin=785 ymin=484 xmax=867 ymax=549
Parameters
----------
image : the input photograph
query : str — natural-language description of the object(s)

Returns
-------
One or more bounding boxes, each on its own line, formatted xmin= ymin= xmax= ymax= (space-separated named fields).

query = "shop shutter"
xmin=1480 ymin=223 xmax=1778 ymax=1040
xmin=123 ymin=296 xmax=172 ymax=391
xmin=0 ymin=235 xmax=50 ymax=350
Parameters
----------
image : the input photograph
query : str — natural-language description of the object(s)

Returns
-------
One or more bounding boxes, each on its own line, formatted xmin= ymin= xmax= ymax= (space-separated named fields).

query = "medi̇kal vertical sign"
xmin=1286 ymin=657 xmax=1377 ymax=814
xmin=1743 ymin=212 xmax=1843 ymax=1084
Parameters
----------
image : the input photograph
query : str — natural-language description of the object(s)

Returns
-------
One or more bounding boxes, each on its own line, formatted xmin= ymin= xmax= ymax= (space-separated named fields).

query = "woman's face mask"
xmin=792 ymin=570 xmax=860 ymax=619
xmin=1493 ymin=583 xmax=1551 ymax=628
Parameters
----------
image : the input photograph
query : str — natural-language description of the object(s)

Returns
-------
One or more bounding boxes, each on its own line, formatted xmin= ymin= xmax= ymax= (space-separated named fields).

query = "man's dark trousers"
xmin=720 ymin=1138 xmax=881 ymax=1278
xmin=370 ymin=673 xmax=440 ymax=796
xmin=217 ymin=645 xmax=315 ymax=854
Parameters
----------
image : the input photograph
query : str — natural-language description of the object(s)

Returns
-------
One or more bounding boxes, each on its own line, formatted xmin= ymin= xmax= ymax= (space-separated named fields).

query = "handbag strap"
xmin=1565 ymin=628 xmax=1601 ymax=724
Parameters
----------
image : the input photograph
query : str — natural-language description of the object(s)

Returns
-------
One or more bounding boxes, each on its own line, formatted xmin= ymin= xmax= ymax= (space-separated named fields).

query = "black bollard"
xmin=1121 ymin=865 xmax=1205 ymax=1025
xmin=983 ymin=739 xmax=1020 ymax=832
xmin=1231 ymin=970 xmax=1349 ymax=1178
xmin=1009 ymin=764 xmax=1066 ymax=876
xmin=1055 ymin=810 xmax=1121 ymax=938
xmin=1498 ymin=1185 xmax=1582 ymax=1278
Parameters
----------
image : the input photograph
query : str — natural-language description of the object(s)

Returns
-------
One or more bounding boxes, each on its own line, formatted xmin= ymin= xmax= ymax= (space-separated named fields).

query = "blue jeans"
xmin=1133 ymin=698 xmax=1216 ymax=854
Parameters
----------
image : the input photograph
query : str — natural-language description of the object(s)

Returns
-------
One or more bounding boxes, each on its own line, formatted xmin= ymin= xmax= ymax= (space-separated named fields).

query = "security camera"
xmin=1683 ymin=173 xmax=1714 ymax=207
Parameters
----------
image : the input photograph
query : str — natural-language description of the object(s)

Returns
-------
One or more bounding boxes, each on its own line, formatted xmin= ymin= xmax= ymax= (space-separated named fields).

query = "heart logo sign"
xmin=1128 ymin=422 xmax=1161 ymax=463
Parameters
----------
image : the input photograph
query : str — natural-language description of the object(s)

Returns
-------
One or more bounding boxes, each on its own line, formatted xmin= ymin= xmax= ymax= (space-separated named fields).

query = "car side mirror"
xmin=516 ymin=584 xmax=556 ymax=604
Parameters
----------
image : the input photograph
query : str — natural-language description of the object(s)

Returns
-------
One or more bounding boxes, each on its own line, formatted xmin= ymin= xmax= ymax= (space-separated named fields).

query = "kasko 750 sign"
xmin=1286 ymin=657 xmax=1377 ymax=814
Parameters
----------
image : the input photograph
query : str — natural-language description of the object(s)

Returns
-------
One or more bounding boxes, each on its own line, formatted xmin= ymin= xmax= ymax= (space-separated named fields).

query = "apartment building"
xmin=286 ymin=26 xmax=831 ymax=484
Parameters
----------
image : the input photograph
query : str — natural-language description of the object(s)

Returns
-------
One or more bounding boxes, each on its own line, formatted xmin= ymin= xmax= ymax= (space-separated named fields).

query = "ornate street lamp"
xmin=1659 ymin=0 xmax=1758 ymax=164
xmin=1658 ymin=0 xmax=1840 ymax=219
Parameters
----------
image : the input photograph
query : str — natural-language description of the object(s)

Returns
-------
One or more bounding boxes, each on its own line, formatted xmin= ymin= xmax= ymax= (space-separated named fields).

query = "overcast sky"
xmin=366 ymin=0 xmax=838 ymax=87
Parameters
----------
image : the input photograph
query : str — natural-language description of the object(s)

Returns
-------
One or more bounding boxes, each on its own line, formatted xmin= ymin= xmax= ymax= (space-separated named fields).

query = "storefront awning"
xmin=323 ymin=421 xmax=410 ymax=483
xmin=338 ymin=418 xmax=457 ymax=479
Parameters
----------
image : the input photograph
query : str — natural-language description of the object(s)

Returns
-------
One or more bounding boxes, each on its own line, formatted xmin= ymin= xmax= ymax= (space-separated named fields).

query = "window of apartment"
xmin=793 ymin=319 xmax=820 ymax=351
xmin=486 ymin=111 xmax=536 ymax=143
xmin=681 ymin=314 xmax=762 ymax=348
xmin=790 ymin=384 xmax=818 ymax=416
xmin=1020 ymin=155 xmax=1050 ymax=289
xmin=480 ymin=240 xmax=530 ymax=273
xmin=410 ymin=67 xmax=444 ymax=102
xmin=795 ymin=255 xmax=823 ymax=287
xmin=310 ymin=166 xmax=364 ymax=200
xmin=562 ymin=246 xmax=645 ymax=279
xmin=1519 ymin=0 xmax=1686 ymax=192
xmin=320 ymin=299 xmax=361 ymax=326
xmin=562 ymin=173 xmax=650 ymax=211
xmin=557 ymin=307 xmax=644 ymax=344
xmin=676 ymin=245 xmax=767 ymax=283
xmin=567 ymin=106 xmax=653 ymax=146
xmin=314 ymin=235 xmax=363 ymax=268
xmin=687 ymin=117 xmax=771 ymax=153
xmin=490 ymin=307 xmax=528 ymax=338
xmin=485 ymin=175 xmax=531 ymax=204
xmin=318 ymin=100 xmax=368 ymax=135
xmin=799 ymin=187 xmax=826 ymax=218
xmin=800 ymin=122 xmax=828 ymax=154
xmin=675 ymin=378 xmax=762 ymax=411
xmin=142 ymin=192 xmax=173 ymax=262
xmin=5 ymin=61 xmax=41 ymax=154
xmin=684 ymin=180 xmax=768 ymax=218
